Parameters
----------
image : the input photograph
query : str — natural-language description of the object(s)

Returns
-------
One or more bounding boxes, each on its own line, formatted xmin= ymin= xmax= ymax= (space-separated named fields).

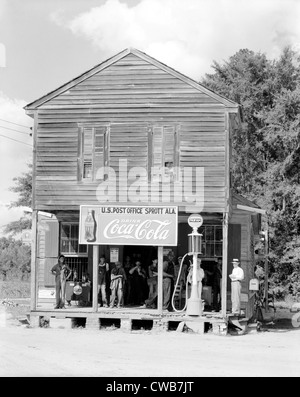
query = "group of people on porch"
xmin=97 ymin=251 xmax=178 ymax=311
xmin=97 ymin=251 xmax=225 ymax=312
xmin=51 ymin=253 xmax=244 ymax=314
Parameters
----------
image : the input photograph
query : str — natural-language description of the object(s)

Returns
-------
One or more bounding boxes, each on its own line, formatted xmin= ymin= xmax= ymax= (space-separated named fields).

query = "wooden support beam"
xmin=221 ymin=212 xmax=228 ymax=316
xmin=236 ymin=204 xmax=266 ymax=215
xmin=157 ymin=246 xmax=163 ymax=314
xmin=30 ymin=210 xmax=38 ymax=311
xmin=93 ymin=245 xmax=99 ymax=312
xmin=264 ymin=222 xmax=269 ymax=311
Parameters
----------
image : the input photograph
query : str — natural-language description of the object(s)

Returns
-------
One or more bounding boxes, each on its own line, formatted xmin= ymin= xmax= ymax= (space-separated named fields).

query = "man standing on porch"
xmin=98 ymin=255 xmax=109 ymax=307
xmin=51 ymin=254 xmax=71 ymax=309
xmin=229 ymin=259 xmax=244 ymax=314
xmin=109 ymin=261 xmax=127 ymax=308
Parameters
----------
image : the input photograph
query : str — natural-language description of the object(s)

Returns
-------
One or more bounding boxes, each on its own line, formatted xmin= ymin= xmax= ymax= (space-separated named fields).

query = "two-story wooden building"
xmin=25 ymin=48 xmax=263 ymax=333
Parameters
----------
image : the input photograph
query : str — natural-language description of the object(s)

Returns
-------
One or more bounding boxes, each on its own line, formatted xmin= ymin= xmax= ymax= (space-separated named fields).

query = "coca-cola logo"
xmin=80 ymin=205 xmax=178 ymax=246
xmin=103 ymin=219 xmax=171 ymax=241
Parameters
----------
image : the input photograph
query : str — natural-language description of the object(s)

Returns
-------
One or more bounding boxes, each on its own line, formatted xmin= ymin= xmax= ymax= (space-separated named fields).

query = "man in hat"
xmin=229 ymin=258 xmax=244 ymax=314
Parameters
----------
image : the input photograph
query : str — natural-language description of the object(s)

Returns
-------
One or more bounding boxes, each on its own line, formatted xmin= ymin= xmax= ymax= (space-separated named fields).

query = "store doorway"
xmin=123 ymin=245 xmax=157 ymax=271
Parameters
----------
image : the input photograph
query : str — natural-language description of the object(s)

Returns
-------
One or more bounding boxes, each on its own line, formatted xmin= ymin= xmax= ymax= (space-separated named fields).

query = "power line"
xmin=0 ymin=118 xmax=32 ymax=130
xmin=0 ymin=125 xmax=32 ymax=136
xmin=0 ymin=133 xmax=32 ymax=147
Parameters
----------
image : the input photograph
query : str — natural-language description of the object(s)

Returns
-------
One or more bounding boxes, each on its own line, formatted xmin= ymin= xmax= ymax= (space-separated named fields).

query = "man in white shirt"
xmin=229 ymin=258 xmax=244 ymax=314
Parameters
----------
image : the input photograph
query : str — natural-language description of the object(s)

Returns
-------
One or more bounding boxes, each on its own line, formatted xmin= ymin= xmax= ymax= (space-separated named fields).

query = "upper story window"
xmin=78 ymin=126 xmax=108 ymax=181
xmin=151 ymin=125 xmax=179 ymax=182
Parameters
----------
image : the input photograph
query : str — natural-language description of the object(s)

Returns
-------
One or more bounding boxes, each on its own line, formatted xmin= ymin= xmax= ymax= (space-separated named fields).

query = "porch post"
xmin=30 ymin=210 xmax=38 ymax=311
xmin=221 ymin=212 xmax=229 ymax=316
xmin=93 ymin=245 xmax=99 ymax=312
xmin=157 ymin=246 xmax=163 ymax=314
xmin=264 ymin=220 xmax=269 ymax=311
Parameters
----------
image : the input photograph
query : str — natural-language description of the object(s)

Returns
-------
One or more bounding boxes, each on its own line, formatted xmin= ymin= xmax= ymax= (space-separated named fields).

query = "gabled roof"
xmin=24 ymin=47 xmax=239 ymax=111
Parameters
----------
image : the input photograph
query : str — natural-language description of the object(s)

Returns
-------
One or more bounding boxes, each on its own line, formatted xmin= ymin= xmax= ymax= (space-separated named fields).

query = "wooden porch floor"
xmin=31 ymin=303 xmax=226 ymax=323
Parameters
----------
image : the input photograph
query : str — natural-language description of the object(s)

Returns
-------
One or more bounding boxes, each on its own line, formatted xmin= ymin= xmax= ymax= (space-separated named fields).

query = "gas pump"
xmin=171 ymin=214 xmax=203 ymax=316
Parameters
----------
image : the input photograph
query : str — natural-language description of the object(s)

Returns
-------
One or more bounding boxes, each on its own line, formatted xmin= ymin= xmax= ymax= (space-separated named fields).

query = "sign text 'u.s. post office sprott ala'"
xmin=79 ymin=205 xmax=178 ymax=246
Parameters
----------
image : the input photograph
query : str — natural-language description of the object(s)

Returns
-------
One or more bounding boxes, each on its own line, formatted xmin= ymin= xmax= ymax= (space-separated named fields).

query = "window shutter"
xmin=83 ymin=127 xmax=93 ymax=179
xmin=163 ymin=126 xmax=175 ymax=165
xmin=152 ymin=126 xmax=163 ymax=168
xmin=93 ymin=127 xmax=106 ymax=180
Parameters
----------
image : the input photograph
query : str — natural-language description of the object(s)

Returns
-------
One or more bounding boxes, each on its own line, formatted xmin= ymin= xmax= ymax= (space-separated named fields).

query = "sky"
xmin=0 ymin=0 xmax=300 ymax=235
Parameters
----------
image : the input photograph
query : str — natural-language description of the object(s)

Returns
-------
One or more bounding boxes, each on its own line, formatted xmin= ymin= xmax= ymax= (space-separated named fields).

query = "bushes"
xmin=288 ymin=271 xmax=300 ymax=300
xmin=269 ymin=270 xmax=300 ymax=302
xmin=0 ymin=279 xmax=30 ymax=299
xmin=0 ymin=237 xmax=31 ymax=281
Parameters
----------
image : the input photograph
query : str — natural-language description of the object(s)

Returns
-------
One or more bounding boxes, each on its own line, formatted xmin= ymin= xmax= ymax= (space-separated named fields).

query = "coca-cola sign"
xmin=79 ymin=205 xmax=178 ymax=246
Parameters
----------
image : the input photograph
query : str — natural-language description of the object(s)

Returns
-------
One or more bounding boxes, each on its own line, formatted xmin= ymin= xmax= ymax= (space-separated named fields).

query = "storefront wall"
xmin=34 ymin=210 xmax=227 ymax=313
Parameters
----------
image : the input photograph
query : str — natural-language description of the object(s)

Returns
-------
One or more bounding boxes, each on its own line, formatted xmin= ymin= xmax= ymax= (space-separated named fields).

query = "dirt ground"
xmin=0 ymin=303 xmax=299 ymax=378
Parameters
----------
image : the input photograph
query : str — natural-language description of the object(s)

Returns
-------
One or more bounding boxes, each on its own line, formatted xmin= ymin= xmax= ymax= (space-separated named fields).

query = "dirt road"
xmin=0 ymin=307 xmax=299 ymax=377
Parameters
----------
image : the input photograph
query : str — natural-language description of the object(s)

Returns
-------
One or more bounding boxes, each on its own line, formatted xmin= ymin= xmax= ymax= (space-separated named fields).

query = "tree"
xmin=0 ymin=237 xmax=31 ymax=281
xmin=3 ymin=163 xmax=32 ymax=235
xmin=202 ymin=46 xmax=300 ymax=299
xmin=202 ymin=49 xmax=276 ymax=197
xmin=0 ymin=164 xmax=32 ymax=282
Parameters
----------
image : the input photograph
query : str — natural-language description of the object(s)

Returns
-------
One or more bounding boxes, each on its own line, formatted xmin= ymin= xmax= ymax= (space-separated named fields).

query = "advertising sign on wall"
xmin=79 ymin=205 xmax=178 ymax=246
xmin=110 ymin=248 xmax=119 ymax=262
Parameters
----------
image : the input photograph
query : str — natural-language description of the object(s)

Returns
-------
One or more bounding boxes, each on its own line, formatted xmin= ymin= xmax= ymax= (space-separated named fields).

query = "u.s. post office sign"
xmin=79 ymin=205 xmax=178 ymax=246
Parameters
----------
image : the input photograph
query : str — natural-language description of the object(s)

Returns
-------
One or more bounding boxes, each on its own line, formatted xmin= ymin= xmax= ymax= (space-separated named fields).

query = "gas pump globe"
xmin=187 ymin=214 xmax=204 ymax=316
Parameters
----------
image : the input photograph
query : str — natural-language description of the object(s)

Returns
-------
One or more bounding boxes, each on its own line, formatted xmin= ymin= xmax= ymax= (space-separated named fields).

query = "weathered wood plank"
xmin=32 ymin=52 xmax=233 ymax=212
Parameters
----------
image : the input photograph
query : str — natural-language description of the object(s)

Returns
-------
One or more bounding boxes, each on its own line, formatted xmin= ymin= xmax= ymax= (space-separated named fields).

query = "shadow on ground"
xmin=258 ymin=307 xmax=300 ymax=333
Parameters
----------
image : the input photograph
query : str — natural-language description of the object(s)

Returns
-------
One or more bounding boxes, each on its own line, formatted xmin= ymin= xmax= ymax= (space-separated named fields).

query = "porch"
xmin=29 ymin=305 xmax=229 ymax=335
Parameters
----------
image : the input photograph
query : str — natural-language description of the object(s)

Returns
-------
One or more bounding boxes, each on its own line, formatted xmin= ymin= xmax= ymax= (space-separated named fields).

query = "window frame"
xmin=78 ymin=124 xmax=109 ymax=182
xmin=200 ymin=224 xmax=223 ymax=258
xmin=149 ymin=124 xmax=180 ymax=182
xmin=60 ymin=222 xmax=88 ymax=256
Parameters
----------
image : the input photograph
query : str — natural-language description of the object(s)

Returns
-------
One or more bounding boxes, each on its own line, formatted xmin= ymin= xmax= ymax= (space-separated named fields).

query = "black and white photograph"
xmin=0 ymin=0 xmax=300 ymax=380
